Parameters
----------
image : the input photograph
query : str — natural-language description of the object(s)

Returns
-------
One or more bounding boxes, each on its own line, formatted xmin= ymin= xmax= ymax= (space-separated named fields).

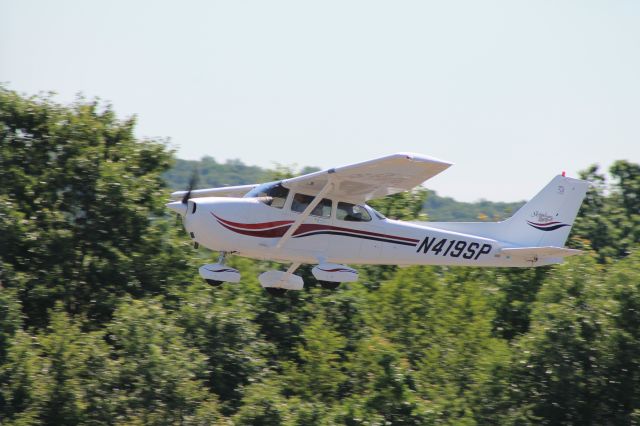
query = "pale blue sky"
xmin=1 ymin=0 xmax=638 ymax=201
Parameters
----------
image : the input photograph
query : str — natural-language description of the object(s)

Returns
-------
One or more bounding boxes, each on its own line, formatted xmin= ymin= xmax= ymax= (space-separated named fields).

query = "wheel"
xmin=319 ymin=281 xmax=340 ymax=290
xmin=265 ymin=287 xmax=288 ymax=297
xmin=205 ymin=279 xmax=224 ymax=287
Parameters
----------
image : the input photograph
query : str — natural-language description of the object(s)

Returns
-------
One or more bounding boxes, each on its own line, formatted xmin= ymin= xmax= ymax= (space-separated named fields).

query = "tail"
xmin=426 ymin=175 xmax=590 ymax=248
xmin=500 ymin=175 xmax=589 ymax=247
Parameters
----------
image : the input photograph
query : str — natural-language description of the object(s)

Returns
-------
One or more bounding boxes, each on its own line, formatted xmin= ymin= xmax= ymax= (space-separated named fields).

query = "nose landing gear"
xmin=199 ymin=252 xmax=240 ymax=287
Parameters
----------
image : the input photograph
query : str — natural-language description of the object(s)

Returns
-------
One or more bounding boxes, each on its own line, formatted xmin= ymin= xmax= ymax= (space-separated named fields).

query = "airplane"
xmin=167 ymin=153 xmax=589 ymax=296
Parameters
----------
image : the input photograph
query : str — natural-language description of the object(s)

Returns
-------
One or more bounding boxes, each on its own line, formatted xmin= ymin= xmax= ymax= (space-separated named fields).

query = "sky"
xmin=1 ymin=0 xmax=638 ymax=202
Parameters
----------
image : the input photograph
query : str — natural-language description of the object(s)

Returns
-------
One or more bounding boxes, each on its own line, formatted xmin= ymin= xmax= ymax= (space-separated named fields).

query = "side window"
xmin=337 ymin=202 xmax=372 ymax=222
xmin=291 ymin=193 xmax=332 ymax=218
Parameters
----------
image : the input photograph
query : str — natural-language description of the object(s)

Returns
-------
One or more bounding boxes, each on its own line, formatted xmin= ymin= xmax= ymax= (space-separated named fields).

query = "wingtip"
xmin=395 ymin=152 xmax=454 ymax=167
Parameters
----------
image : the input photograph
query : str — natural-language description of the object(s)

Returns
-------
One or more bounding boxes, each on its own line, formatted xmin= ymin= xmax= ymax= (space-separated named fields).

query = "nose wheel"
xmin=319 ymin=281 xmax=340 ymax=290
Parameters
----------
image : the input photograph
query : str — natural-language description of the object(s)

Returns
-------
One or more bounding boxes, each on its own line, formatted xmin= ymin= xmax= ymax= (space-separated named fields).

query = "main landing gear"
xmin=198 ymin=255 xmax=358 ymax=296
xmin=259 ymin=263 xmax=304 ymax=297
xmin=312 ymin=263 xmax=358 ymax=290
xmin=258 ymin=262 xmax=360 ymax=295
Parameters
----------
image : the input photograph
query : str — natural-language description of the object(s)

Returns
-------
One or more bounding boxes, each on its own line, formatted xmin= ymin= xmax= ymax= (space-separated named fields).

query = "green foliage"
xmin=2 ymin=87 xmax=640 ymax=424
xmin=0 ymin=87 xmax=189 ymax=327
xmin=104 ymin=298 xmax=222 ymax=424
xmin=369 ymin=189 xmax=429 ymax=221
xmin=572 ymin=160 xmax=640 ymax=262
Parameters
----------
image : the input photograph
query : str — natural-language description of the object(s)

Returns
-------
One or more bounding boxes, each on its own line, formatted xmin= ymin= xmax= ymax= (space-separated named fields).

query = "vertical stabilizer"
xmin=499 ymin=175 xmax=589 ymax=247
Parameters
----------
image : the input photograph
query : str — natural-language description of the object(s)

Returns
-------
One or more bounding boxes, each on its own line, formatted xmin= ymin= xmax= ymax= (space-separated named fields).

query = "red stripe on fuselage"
xmin=213 ymin=214 xmax=419 ymax=244
xmin=213 ymin=213 xmax=294 ymax=230
xmin=217 ymin=221 xmax=290 ymax=238
xmin=294 ymin=224 xmax=419 ymax=243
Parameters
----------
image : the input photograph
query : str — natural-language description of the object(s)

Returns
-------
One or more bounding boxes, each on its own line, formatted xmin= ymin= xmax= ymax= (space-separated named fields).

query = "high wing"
xmin=282 ymin=152 xmax=452 ymax=203
xmin=169 ymin=152 xmax=452 ymax=203
xmin=170 ymin=183 xmax=258 ymax=200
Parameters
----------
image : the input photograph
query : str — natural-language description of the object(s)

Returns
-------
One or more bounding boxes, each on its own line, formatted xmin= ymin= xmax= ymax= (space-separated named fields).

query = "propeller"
xmin=170 ymin=168 xmax=199 ymax=225
xmin=181 ymin=168 xmax=199 ymax=205
xmin=172 ymin=168 xmax=200 ymax=249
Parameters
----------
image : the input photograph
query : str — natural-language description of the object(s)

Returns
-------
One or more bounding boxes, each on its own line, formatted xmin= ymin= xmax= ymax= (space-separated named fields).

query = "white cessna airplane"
xmin=168 ymin=153 xmax=589 ymax=296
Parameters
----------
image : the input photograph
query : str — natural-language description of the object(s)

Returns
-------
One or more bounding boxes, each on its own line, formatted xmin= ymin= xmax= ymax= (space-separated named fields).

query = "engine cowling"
xmin=312 ymin=263 xmax=358 ymax=283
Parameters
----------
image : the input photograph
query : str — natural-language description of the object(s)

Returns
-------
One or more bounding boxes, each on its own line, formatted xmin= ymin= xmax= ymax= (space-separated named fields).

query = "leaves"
xmin=2 ymin=87 xmax=640 ymax=424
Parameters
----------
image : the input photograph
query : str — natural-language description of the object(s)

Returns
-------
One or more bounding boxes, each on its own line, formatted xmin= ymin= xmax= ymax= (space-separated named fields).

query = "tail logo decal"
xmin=527 ymin=221 xmax=570 ymax=231
xmin=528 ymin=211 xmax=569 ymax=231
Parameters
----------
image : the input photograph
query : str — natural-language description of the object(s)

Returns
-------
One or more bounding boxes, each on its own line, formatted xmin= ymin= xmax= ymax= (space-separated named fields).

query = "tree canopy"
xmin=1 ymin=87 xmax=639 ymax=425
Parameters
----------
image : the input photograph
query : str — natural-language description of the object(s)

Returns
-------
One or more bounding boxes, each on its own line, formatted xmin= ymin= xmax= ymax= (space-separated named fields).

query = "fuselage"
xmin=182 ymin=197 xmax=551 ymax=268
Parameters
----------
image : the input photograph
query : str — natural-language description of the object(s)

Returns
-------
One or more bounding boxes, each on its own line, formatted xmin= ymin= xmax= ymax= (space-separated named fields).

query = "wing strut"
xmin=274 ymin=179 xmax=335 ymax=249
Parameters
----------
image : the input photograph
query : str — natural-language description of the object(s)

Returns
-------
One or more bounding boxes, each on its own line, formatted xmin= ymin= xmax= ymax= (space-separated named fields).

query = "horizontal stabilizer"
xmin=500 ymin=246 xmax=582 ymax=261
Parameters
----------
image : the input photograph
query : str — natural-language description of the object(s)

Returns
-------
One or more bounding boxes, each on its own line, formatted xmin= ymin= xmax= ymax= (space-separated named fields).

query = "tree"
xmin=572 ymin=160 xmax=640 ymax=262
xmin=0 ymin=87 xmax=188 ymax=327
xmin=283 ymin=312 xmax=347 ymax=401
xmin=499 ymin=256 xmax=613 ymax=424
xmin=175 ymin=278 xmax=272 ymax=415
xmin=104 ymin=298 xmax=222 ymax=424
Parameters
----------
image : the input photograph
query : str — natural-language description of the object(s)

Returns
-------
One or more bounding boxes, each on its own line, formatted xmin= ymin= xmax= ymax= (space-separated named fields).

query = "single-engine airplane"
xmin=168 ymin=153 xmax=589 ymax=296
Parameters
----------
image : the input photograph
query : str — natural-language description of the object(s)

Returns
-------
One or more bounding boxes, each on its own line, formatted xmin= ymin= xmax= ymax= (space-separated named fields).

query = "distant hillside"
xmin=164 ymin=156 xmax=270 ymax=189
xmin=164 ymin=157 xmax=525 ymax=222
xmin=423 ymin=190 xmax=524 ymax=222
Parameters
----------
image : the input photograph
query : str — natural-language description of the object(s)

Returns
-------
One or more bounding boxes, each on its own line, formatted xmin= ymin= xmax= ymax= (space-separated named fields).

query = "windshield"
xmin=370 ymin=206 xmax=386 ymax=220
xmin=244 ymin=182 xmax=289 ymax=208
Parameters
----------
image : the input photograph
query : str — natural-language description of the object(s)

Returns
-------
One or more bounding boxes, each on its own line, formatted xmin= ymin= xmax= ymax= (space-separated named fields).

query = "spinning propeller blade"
xmin=181 ymin=168 xmax=199 ymax=204
xmin=167 ymin=168 xmax=199 ymax=218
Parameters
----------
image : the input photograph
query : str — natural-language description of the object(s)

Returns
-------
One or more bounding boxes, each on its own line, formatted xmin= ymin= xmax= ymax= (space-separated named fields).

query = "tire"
xmin=265 ymin=287 xmax=288 ymax=297
xmin=205 ymin=279 xmax=224 ymax=287
xmin=319 ymin=281 xmax=340 ymax=290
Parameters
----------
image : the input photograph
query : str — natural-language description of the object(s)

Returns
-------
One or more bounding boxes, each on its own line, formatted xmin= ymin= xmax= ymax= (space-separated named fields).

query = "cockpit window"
xmin=337 ymin=202 xmax=372 ymax=222
xmin=244 ymin=182 xmax=289 ymax=209
xmin=371 ymin=208 xmax=386 ymax=220
xmin=291 ymin=193 xmax=332 ymax=218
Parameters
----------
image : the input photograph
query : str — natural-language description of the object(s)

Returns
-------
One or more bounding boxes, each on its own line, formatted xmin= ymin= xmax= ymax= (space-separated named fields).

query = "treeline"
xmin=1 ymin=87 xmax=640 ymax=425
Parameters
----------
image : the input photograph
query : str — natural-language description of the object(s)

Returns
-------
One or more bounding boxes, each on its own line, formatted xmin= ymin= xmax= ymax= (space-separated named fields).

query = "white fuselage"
xmin=183 ymin=197 xmax=552 ymax=268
